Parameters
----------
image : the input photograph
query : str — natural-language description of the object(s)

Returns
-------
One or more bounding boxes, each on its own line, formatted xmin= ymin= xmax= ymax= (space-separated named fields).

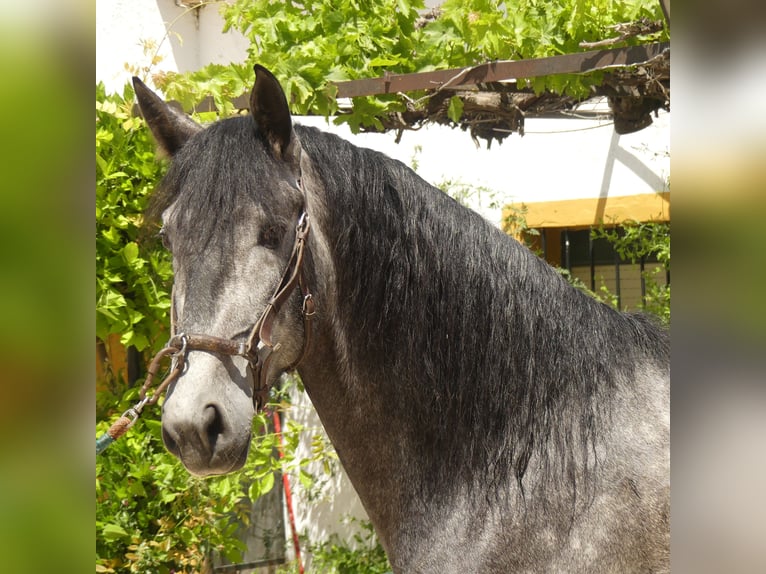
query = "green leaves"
xmin=125 ymin=0 xmax=670 ymax=139
xmin=368 ymin=56 xmax=403 ymax=68
xmin=591 ymin=221 xmax=670 ymax=323
xmin=248 ymin=471 xmax=276 ymax=500
xmin=447 ymin=95 xmax=464 ymax=123
xmin=122 ymin=242 xmax=139 ymax=265
xmin=308 ymin=518 xmax=391 ymax=573
xmin=96 ymin=83 xmax=173 ymax=353
xmin=143 ymin=0 xmax=668 ymax=136
xmin=101 ymin=524 xmax=130 ymax=542
xmin=209 ymin=0 xmax=667 ymax=131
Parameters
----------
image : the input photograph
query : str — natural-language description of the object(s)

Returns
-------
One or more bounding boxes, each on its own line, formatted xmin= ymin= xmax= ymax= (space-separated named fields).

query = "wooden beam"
xmin=659 ymin=0 xmax=670 ymax=26
xmin=333 ymin=42 xmax=669 ymax=99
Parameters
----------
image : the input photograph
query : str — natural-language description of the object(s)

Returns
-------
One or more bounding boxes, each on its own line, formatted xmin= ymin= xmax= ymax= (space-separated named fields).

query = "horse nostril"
xmin=162 ymin=426 xmax=180 ymax=456
xmin=162 ymin=401 xmax=236 ymax=473
xmin=202 ymin=404 xmax=225 ymax=450
xmin=161 ymin=405 xmax=224 ymax=455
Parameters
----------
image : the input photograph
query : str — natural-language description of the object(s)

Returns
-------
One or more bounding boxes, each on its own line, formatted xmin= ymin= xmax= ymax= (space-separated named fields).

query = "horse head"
xmin=134 ymin=66 xmax=309 ymax=476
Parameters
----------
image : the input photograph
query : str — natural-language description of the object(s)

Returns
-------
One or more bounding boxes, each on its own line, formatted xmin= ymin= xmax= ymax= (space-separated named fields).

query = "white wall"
xmin=296 ymin=110 xmax=670 ymax=225
xmin=96 ymin=0 xmax=248 ymax=93
xmin=286 ymin=388 xmax=370 ymax=562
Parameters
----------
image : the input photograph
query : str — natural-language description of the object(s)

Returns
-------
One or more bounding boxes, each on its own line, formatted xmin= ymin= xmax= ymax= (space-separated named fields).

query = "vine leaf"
xmin=447 ymin=95 xmax=464 ymax=123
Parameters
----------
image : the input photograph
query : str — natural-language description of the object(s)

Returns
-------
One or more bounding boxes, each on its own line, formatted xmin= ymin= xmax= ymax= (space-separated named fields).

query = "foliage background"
xmin=96 ymin=82 xmax=173 ymax=356
xmin=157 ymin=0 xmax=668 ymax=133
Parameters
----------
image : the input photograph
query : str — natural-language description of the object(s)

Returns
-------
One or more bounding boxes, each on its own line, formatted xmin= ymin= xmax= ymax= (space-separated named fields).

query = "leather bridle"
xmin=158 ymin=209 xmax=315 ymax=411
xmin=97 ymin=209 xmax=313 ymax=452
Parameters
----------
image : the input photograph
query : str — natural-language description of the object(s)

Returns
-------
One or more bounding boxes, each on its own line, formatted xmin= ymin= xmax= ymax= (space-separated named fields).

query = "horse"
xmin=133 ymin=65 xmax=669 ymax=573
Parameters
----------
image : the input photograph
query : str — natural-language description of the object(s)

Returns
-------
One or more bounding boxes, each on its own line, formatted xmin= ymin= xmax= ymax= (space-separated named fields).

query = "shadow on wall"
xmin=155 ymin=0 xmax=201 ymax=74
xmin=154 ymin=1 xmax=249 ymax=77
xmin=596 ymin=129 xmax=669 ymax=222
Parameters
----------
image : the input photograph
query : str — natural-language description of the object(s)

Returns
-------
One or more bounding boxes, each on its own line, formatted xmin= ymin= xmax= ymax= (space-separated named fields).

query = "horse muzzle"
xmin=160 ymin=351 xmax=254 ymax=476
xmin=162 ymin=404 xmax=251 ymax=476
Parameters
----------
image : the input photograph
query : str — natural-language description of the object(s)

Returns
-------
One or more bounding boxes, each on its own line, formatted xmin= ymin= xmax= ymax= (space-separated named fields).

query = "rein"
xmin=97 ymin=210 xmax=315 ymax=454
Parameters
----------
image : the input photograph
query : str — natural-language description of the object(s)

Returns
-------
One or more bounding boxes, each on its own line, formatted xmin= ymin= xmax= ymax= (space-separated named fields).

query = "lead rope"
xmin=97 ymin=280 xmax=185 ymax=456
xmin=96 ymin=336 xmax=187 ymax=454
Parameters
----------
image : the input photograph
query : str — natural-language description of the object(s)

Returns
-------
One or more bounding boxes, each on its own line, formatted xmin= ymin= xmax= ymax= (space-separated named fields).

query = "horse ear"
xmin=132 ymin=76 xmax=201 ymax=156
xmin=250 ymin=65 xmax=297 ymax=162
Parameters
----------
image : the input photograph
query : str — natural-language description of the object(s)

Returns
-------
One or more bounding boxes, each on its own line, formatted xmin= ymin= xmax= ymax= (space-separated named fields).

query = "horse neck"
xmin=294 ymin=130 xmax=666 ymax=559
xmin=296 ymin=202 xmax=526 ymax=564
xmin=295 ymin=143 xmax=484 ymax=540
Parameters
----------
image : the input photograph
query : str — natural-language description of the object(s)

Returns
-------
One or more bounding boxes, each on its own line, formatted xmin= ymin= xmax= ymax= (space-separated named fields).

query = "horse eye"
xmin=258 ymin=225 xmax=283 ymax=249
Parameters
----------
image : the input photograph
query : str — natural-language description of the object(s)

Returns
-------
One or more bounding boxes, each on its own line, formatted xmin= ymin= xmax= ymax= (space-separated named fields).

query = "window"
xmin=534 ymin=227 xmax=668 ymax=312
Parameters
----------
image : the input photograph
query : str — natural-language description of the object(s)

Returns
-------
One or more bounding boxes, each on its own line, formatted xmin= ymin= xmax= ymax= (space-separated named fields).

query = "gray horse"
xmin=134 ymin=65 xmax=669 ymax=573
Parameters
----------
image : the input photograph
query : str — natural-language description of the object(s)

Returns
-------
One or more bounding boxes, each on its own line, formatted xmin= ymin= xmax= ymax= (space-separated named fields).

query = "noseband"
xmin=159 ymin=210 xmax=315 ymax=411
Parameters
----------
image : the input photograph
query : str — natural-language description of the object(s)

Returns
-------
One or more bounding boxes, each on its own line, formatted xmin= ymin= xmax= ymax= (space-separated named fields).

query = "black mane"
xmin=296 ymin=124 xmax=669 ymax=496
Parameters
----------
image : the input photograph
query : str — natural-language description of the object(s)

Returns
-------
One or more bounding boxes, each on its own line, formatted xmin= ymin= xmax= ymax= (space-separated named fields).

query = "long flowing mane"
xmin=296 ymin=124 xmax=669 ymax=498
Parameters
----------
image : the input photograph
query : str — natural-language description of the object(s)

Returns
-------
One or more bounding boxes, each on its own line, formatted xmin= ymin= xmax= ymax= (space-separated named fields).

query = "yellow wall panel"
xmin=504 ymin=192 xmax=670 ymax=230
